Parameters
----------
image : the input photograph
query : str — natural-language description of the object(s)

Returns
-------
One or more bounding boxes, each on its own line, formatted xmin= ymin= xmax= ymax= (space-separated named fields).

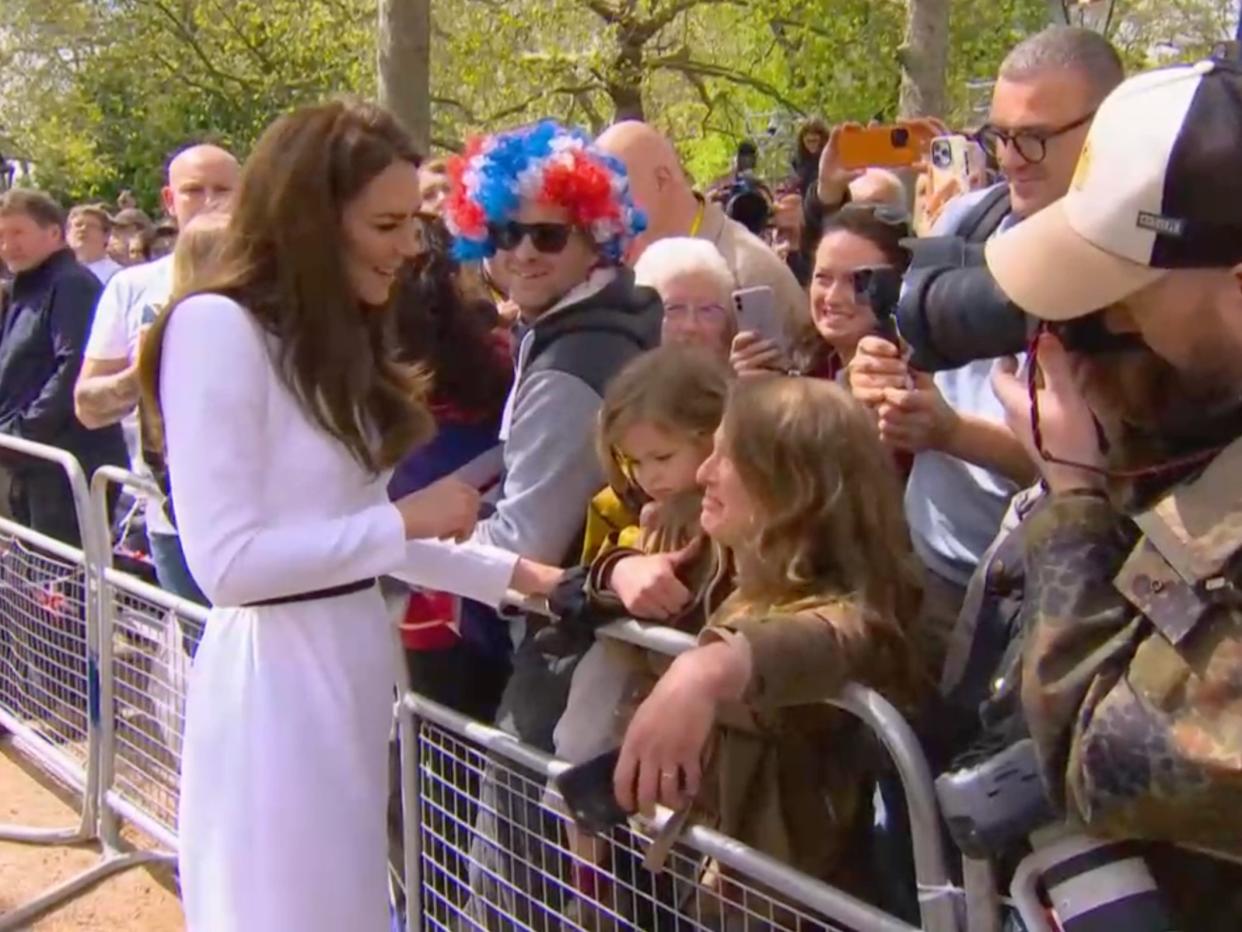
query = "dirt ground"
xmin=0 ymin=738 xmax=184 ymax=931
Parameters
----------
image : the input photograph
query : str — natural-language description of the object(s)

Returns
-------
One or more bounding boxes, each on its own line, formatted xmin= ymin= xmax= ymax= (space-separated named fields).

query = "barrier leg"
xmin=962 ymin=855 xmax=1002 ymax=932
xmin=398 ymin=697 xmax=424 ymax=932
xmin=0 ymin=844 xmax=166 ymax=932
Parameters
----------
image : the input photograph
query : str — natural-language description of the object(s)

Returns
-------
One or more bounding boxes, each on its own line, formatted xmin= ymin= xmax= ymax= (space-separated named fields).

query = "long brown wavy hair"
xmin=720 ymin=377 xmax=923 ymax=645
xmin=596 ymin=345 xmax=731 ymax=501
xmin=140 ymin=99 xmax=433 ymax=472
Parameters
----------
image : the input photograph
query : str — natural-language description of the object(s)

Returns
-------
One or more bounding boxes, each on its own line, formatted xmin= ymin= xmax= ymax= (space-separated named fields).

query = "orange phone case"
xmin=837 ymin=124 xmax=935 ymax=170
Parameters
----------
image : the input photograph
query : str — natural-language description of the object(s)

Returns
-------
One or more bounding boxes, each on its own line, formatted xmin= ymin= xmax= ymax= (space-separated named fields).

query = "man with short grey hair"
xmin=849 ymin=26 xmax=1125 ymax=673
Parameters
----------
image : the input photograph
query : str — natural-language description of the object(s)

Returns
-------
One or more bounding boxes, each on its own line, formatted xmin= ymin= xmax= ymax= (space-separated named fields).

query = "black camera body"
xmin=722 ymin=171 xmax=771 ymax=236
xmin=895 ymin=235 xmax=1033 ymax=371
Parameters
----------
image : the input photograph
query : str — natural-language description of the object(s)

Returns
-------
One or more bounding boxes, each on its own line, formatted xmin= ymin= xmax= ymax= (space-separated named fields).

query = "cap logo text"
xmin=1136 ymin=211 xmax=1186 ymax=237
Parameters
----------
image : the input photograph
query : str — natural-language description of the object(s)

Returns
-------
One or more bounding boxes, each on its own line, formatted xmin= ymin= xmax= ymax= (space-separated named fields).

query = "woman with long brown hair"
xmin=612 ymin=377 xmax=924 ymax=900
xmin=140 ymin=100 xmax=558 ymax=930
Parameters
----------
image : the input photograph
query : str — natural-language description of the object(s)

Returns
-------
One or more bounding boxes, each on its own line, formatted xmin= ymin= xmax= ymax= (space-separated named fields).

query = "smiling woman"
xmin=134 ymin=99 xmax=559 ymax=932
xmin=343 ymin=165 xmax=423 ymax=306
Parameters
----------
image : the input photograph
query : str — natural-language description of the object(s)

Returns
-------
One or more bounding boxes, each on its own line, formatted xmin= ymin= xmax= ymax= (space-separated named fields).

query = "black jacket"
xmin=0 ymin=248 xmax=126 ymax=474
xmin=522 ymin=267 xmax=664 ymax=394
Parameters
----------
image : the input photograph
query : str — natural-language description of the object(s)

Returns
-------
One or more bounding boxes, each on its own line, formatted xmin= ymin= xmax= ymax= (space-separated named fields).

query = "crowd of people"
xmin=1 ymin=22 xmax=1241 ymax=932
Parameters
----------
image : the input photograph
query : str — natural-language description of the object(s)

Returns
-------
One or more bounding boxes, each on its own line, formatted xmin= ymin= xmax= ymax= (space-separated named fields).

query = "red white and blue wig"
xmin=444 ymin=120 xmax=646 ymax=263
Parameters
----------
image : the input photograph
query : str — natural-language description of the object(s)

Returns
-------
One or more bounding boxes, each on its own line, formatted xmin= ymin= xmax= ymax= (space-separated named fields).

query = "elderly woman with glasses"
xmin=633 ymin=236 xmax=739 ymax=355
xmin=635 ymin=238 xmax=797 ymax=378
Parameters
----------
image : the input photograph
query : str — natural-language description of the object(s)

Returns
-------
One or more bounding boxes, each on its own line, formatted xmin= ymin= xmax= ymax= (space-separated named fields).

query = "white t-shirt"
xmin=86 ymin=255 xmax=175 ymax=534
xmin=86 ymin=255 xmax=173 ymax=361
xmin=903 ymin=185 xmax=1021 ymax=586
xmin=85 ymin=256 xmax=124 ymax=285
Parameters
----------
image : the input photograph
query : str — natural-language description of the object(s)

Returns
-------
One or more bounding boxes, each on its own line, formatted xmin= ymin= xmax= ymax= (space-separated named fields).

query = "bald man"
xmin=850 ymin=168 xmax=908 ymax=211
xmin=596 ymin=121 xmax=807 ymax=332
xmin=74 ymin=142 xmax=240 ymax=612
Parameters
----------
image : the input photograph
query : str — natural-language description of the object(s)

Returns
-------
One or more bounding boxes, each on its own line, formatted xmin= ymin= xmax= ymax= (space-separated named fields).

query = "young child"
xmin=550 ymin=345 xmax=731 ymax=920
xmin=555 ymin=344 xmax=730 ymax=765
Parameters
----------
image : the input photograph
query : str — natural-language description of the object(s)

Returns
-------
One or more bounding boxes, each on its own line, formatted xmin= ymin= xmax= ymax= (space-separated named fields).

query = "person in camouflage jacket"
xmin=985 ymin=58 xmax=1242 ymax=926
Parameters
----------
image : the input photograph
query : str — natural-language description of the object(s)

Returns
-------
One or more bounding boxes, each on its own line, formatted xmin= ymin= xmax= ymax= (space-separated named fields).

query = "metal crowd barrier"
xmin=396 ymin=617 xmax=960 ymax=932
xmin=1 ymin=455 xmax=964 ymax=931
xmin=0 ymin=437 xmax=139 ymax=930
xmin=90 ymin=465 xmax=206 ymax=861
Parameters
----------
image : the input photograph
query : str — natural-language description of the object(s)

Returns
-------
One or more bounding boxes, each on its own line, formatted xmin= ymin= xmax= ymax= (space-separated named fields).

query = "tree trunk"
xmin=607 ymin=28 xmax=647 ymax=123
xmin=1046 ymin=0 xmax=1070 ymax=24
xmin=608 ymin=83 xmax=646 ymax=123
xmin=377 ymin=0 xmax=431 ymax=153
xmin=897 ymin=0 xmax=950 ymax=119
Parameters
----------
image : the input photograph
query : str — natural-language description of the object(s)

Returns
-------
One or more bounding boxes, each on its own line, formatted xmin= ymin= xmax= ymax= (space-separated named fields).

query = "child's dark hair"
xmin=597 ymin=345 xmax=731 ymax=496
xmin=389 ymin=217 xmax=512 ymax=418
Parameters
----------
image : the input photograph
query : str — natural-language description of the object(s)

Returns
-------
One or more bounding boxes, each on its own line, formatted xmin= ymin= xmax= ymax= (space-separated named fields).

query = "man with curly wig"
xmin=445 ymin=119 xmax=663 ymax=927
xmin=447 ymin=119 xmax=662 ymax=574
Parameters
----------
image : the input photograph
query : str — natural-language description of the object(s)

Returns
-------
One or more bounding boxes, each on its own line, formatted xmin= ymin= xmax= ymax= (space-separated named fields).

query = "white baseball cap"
xmin=986 ymin=59 xmax=1242 ymax=321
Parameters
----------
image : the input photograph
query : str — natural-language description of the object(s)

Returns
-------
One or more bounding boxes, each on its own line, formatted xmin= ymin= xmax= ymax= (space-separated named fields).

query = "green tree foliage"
xmin=1 ymin=0 xmax=1236 ymax=204
xmin=1 ymin=0 xmax=373 ymax=208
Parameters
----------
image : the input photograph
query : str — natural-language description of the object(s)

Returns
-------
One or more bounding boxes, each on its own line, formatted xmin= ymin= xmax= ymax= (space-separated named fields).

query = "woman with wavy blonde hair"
xmin=612 ymin=375 xmax=923 ymax=898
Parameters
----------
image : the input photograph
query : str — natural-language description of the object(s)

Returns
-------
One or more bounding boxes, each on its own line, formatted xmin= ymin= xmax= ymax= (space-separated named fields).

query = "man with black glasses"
xmin=441 ymin=122 xmax=662 ymax=927
xmin=849 ymin=27 xmax=1125 ymax=674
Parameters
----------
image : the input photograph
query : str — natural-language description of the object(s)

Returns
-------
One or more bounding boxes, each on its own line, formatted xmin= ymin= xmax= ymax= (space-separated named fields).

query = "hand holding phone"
xmin=915 ymin=135 xmax=987 ymax=235
xmin=731 ymin=286 xmax=788 ymax=353
xmin=837 ymin=123 xmax=938 ymax=171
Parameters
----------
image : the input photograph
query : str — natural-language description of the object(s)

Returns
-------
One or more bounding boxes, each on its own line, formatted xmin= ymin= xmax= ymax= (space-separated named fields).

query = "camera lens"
xmin=891 ymin=128 xmax=910 ymax=147
xmin=932 ymin=140 xmax=951 ymax=168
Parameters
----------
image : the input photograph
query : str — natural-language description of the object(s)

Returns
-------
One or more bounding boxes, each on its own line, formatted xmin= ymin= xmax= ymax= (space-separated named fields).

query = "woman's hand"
xmin=729 ymin=331 xmax=787 ymax=379
xmin=614 ymin=640 xmax=751 ymax=815
xmin=607 ymin=538 xmax=701 ymax=619
xmin=509 ymin=558 xmax=564 ymax=597
xmin=816 ymin=124 xmax=865 ymax=207
xmin=847 ymin=335 xmax=911 ymax=410
xmin=877 ymin=371 xmax=958 ymax=453
xmin=394 ymin=477 xmax=480 ymax=542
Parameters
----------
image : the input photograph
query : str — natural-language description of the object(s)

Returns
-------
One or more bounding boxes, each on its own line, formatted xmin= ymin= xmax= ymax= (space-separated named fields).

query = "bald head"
xmin=849 ymin=169 xmax=908 ymax=212
xmin=163 ymin=144 xmax=240 ymax=229
xmin=596 ymin=121 xmax=698 ymax=260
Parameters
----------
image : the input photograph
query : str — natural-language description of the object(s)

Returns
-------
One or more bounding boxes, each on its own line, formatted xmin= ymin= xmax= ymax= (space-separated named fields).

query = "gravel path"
xmin=0 ymin=739 xmax=184 ymax=930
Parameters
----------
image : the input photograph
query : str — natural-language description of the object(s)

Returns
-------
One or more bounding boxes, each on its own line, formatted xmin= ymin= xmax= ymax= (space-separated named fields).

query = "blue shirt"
xmin=905 ymin=184 xmax=1022 ymax=586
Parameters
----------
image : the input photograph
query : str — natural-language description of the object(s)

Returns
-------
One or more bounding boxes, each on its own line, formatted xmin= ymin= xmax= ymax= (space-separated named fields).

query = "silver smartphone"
xmin=732 ymin=286 xmax=788 ymax=352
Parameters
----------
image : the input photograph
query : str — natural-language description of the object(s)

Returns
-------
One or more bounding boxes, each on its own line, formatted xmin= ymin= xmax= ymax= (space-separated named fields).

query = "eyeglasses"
xmin=489 ymin=221 xmax=573 ymax=254
xmin=976 ymin=111 xmax=1096 ymax=165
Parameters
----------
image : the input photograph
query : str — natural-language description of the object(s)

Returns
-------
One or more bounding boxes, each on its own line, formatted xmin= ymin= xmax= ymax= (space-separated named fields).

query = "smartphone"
xmin=554 ymin=748 xmax=630 ymax=834
xmin=732 ymin=286 xmax=788 ymax=353
xmin=837 ymin=124 xmax=935 ymax=171
xmin=914 ymin=134 xmax=987 ymax=235
xmin=931 ymin=135 xmax=987 ymax=192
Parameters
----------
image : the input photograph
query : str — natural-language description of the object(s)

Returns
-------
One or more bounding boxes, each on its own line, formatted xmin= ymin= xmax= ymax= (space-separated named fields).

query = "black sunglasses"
xmin=489 ymin=221 xmax=573 ymax=254
xmin=976 ymin=111 xmax=1096 ymax=165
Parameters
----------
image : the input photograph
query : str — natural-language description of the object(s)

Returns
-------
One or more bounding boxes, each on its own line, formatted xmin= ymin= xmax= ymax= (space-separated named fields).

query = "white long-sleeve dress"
xmin=161 ymin=294 xmax=519 ymax=931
